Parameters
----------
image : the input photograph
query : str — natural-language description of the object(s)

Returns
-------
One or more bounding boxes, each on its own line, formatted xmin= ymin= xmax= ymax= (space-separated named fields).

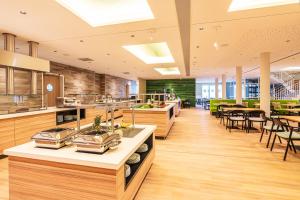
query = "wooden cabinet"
xmin=14 ymin=113 xmax=56 ymax=145
xmin=0 ymin=119 xmax=15 ymax=153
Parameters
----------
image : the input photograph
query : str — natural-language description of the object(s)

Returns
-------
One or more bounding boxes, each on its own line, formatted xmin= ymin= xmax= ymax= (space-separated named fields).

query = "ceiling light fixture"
xmin=228 ymin=0 xmax=299 ymax=12
xmin=19 ymin=10 xmax=27 ymax=15
xmin=281 ymin=66 xmax=300 ymax=71
xmin=56 ymin=0 xmax=154 ymax=27
xmin=123 ymin=42 xmax=175 ymax=64
xmin=154 ymin=67 xmax=180 ymax=75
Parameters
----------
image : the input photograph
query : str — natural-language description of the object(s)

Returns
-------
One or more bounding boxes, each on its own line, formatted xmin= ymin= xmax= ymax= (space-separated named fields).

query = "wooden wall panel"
xmin=104 ymin=74 xmax=128 ymax=98
xmin=14 ymin=69 xmax=31 ymax=95
xmin=0 ymin=119 xmax=15 ymax=153
xmin=50 ymin=62 xmax=96 ymax=95
xmin=9 ymin=157 xmax=118 ymax=200
xmin=0 ymin=67 xmax=6 ymax=94
xmin=14 ymin=113 xmax=56 ymax=145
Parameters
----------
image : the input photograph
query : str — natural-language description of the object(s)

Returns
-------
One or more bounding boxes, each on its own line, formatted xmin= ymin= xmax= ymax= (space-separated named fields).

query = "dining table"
xmin=222 ymin=107 xmax=261 ymax=112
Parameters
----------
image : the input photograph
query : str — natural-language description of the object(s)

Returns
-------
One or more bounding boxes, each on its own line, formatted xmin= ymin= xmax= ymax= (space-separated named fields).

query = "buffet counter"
xmin=165 ymin=99 xmax=181 ymax=116
xmin=122 ymin=103 xmax=176 ymax=139
xmin=0 ymin=105 xmax=122 ymax=153
xmin=4 ymin=124 xmax=156 ymax=200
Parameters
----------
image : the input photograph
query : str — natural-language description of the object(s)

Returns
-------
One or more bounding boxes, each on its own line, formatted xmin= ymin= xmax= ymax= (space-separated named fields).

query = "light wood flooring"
xmin=1 ymin=109 xmax=300 ymax=200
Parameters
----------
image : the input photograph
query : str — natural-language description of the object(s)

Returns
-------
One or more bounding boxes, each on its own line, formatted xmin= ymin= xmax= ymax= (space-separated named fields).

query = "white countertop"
xmin=4 ymin=124 xmax=156 ymax=170
xmin=0 ymin=107 xmax=77 ymax=120
xmin=124 ymin=103 xmax=176 ymax=112
xmin=166 ymin=99 xmax=181 ymax=103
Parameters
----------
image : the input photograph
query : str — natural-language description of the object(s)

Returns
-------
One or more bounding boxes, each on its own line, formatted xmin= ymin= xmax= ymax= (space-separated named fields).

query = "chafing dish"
xmin=73 ymin=132 xmax=121 ymax=154
xmin=31 ymin=128 xmax=75 ymax=149
xmin=56 ymin=97 xmax=80 ymax=108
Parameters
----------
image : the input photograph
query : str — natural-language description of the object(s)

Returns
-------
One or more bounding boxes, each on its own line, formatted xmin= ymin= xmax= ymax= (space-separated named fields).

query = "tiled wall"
xmin=0 ymin=62 xmax=130 ymax=112
xmin=50 ymin=62 xmax=130 ymax=98
xmin=0 ymin=67 xmax=43 ymax=113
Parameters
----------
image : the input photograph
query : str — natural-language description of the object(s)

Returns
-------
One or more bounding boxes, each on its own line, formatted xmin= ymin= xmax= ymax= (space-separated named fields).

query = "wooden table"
xmin=280 ymin=116 xmax=300 ymax=123
xmin=222 ymin=107 xmax=261 ymax=112
xmin=281 ymin=104 xmax=300 ymax=109
xmin=283 ymin=108 xmax=300 ymax=113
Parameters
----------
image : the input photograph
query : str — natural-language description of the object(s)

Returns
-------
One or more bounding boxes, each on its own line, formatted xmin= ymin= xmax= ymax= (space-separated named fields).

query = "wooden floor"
xmin=1 ymin=109 xmax=300 ymax=200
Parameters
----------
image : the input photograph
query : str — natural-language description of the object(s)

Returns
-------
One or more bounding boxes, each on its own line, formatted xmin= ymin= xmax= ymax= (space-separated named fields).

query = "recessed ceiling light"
xmin=19 ymin=10 xmax=27 ymax=15
xmin=131 ymin=34 xmax=135 ymax=38
xmin=281 ymin=66 xmax=300 ymax=71
xmin=56 ymin=0 xmax=154 ymax=27
xmin=154 ymin=67 xmax=180 ymax=75
xmin=123 ymin=42 xmax=175 ymax=64
xmin=228 ymin=0 xmax=299 ymax=12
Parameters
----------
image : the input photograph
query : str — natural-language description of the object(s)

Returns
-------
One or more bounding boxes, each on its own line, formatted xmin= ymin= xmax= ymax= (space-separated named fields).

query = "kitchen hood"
xmin=0 ymin=49 xmax=50 ymax=72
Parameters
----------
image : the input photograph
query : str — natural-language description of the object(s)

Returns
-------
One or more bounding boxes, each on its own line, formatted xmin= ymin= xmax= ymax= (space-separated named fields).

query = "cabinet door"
xmin=15 ymin=113 xmax=56 ymax=145
xmin=0 ymin=119 xmax=15 ymax=153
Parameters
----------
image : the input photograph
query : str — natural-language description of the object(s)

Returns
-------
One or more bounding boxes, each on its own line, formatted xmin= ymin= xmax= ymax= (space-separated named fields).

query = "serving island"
xmin=4 ymin=124 xmax=156 ymax=200
xmin=122 ymin=103 xmax=175 ymax=139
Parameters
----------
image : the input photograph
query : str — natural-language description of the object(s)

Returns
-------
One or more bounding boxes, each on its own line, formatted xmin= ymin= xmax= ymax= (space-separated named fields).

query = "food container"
xmin=73 ymin=132 xmax=121 ymax=154
xmin=32 ymin=128 xmax=75 ymax=149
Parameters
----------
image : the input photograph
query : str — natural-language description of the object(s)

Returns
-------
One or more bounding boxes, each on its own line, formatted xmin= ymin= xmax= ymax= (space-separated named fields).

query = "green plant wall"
xmin=146 ymin=79 xmax=196 ymax=106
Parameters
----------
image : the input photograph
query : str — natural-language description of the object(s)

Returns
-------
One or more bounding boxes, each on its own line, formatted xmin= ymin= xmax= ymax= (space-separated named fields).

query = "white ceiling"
xmin=0 ymin=0 xmax=300 ymax=80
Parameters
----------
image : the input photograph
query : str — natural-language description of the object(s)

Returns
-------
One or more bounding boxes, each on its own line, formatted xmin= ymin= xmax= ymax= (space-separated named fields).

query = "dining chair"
xmin=219 ymin=105 xmax=231 ymax=125
xmin=226 ymin=110 xmax=246 ymax=132
xmin=247 ymin=110 xmax=267 ymax=133
xmin=261 ymin=117 xmax=284 ymax=148
xmin=270 ymin=118 xmax=300 ymax=160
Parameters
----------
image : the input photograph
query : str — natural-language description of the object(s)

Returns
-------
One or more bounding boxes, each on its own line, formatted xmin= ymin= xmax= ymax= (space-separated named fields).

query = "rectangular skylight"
xmin=154 ymin=67 xmax=180 ymax=75
xmin=123 ymin=42 xmax=175 ymax=64
xmin=56 ymin=0 xmax=154 ymax=27
xmin=228 ymin=0 xmax=299 ymax=12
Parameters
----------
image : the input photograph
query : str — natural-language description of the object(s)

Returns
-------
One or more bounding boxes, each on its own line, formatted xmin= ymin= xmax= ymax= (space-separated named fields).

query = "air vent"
xmin=78 ymin=57 xmax=94 ymax=62
xmin=220 ymin=43 xmax=229 ymax=47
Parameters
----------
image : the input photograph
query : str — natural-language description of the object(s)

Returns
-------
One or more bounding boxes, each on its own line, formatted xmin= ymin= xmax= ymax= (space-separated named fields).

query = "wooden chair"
xmin=260 ymin=117 xmax=285 ymax=148
xmin=226 ymin=110 xmax=247 ymax=132
xmin=246 ymin=110 xmax=267 ymax=133
xmin=270 ymin=118 xmax=300 ymax=161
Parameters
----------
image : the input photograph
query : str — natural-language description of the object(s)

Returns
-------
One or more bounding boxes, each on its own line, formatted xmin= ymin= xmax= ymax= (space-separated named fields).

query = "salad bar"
xmin=122 ymin=103 xmax=176 ymax=138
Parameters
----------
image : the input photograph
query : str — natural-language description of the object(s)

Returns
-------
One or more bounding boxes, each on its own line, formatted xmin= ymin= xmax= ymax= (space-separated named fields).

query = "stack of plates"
xmin=126 ymin=153 xmax=140 ymax=164
xmin=64 ymin=115 xmax=73 ymax=121
xmin=136 ymin=143 xmax=148 ymax=153
xmin=125 ymin=164 xmax=131 ymax=178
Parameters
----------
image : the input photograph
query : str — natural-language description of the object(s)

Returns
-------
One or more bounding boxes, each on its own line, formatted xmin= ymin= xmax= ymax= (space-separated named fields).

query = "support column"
xmin=236 ymin=66 xmax=242 ymax=104
xmin=222 ymin=74 xmax=226 ymax=99
xmin=215 ymin=78 xmax=219 ymax=99
xmin=260 ymin=52 xmax=271 ymax=117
